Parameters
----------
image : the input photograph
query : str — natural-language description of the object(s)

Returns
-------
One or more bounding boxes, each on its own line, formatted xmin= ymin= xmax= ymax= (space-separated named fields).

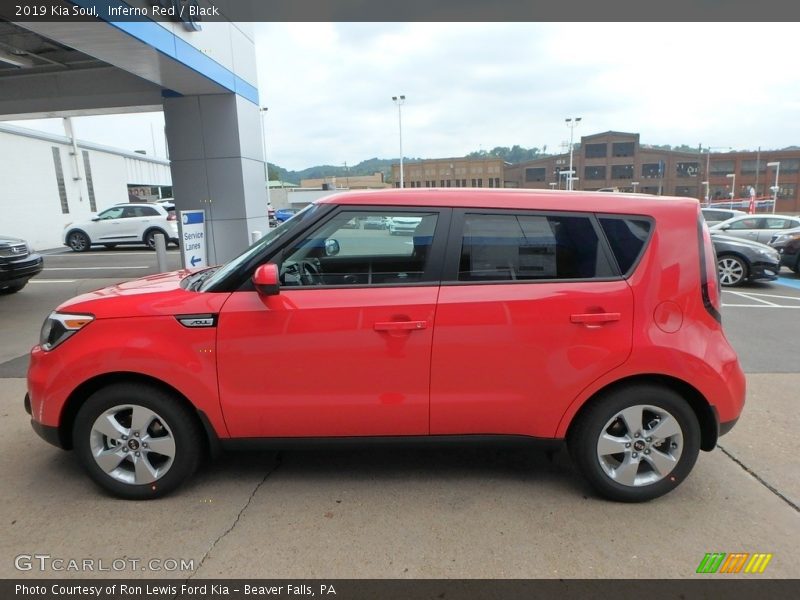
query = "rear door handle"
xmin=570 ymin=312 xmax=621 ymax=325
xmin=374 ymin=320 xmax=427 ymax=331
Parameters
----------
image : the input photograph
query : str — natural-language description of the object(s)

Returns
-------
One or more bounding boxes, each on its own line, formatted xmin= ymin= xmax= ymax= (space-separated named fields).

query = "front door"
xmin=217 ymin=207 xmax=448 ymax=438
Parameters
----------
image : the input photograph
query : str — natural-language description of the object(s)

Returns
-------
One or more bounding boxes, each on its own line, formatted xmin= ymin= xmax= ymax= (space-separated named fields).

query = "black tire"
xmin=103 ymin=244 xmax=117 ymax=249
xmin=72 ymin=383 xmax=204 ymax=500
xmin=568 ymin=384 xmax=701 ymax=502
xmin=143 ymin=229 xmax=168 ymax=250
xmin=0 ymin=281 xmax=27 ymax=294
xmin=67 ymin=230 xmax=91 ymax=252
xmin=717 ymin=254 xmax=748 ymax=287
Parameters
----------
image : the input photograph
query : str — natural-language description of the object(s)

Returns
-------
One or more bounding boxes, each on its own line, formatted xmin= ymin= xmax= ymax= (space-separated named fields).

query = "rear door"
xmin=430 ymin=209 xmax=637 ymax=438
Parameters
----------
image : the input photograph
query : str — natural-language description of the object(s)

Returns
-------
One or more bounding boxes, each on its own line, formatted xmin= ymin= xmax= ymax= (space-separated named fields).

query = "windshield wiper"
xmin=189 ymin=268 xmax=218 ymax=291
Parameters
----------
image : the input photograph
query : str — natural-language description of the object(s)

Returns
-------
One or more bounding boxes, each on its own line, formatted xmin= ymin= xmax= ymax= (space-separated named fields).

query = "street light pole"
xmin=767 ymin=161 xmax=780 ymax=214
xmin=392 ymin=95 xmax=406 ymax=188
xmin=726 ymin=173 xmax=736 ymax=209
xmin=565 ymin=117 xmax=581 ymax=191
xmin=259 ymin=107 xmax=272 ymax=209
xmin=701 ymin=181 xmax=709 ymax=206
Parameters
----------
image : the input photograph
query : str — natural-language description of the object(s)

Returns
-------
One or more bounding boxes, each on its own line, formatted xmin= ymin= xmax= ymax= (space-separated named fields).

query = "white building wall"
xmin=0 ymin=125 xmax=171 ymax=251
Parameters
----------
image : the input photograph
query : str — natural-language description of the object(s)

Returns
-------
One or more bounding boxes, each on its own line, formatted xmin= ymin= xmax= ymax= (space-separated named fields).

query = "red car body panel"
xmin=27 ymin=271 xmax=231 ymax=436
xmin=216 ymin=287 xmax=437 ymax=438
xmin=430 ymin=280 xmax=634 ymax=437
xmin=27 ymin=190 xmax=745 ymax=451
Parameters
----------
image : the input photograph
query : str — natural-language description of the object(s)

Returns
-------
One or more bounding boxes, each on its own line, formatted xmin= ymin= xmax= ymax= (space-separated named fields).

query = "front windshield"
xmin=198 ymin=203 xmax=321 ymax=291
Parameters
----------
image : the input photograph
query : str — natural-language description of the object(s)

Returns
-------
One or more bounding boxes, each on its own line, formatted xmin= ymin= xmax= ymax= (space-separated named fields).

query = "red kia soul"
xmin=26 ymin=190 xmax=745 ymax=501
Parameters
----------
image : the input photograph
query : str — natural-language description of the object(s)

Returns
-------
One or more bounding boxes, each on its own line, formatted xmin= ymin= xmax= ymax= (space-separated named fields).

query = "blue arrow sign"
xmin=190 ymin=255 xmax=201 ymax=267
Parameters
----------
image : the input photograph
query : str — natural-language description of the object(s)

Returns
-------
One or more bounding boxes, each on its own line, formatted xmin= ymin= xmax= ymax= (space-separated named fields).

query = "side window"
xmin=458 ymin=213 xmax=609 ymax=281
xmin=98 ymin=207 xmax=124 ymax=220
xmin=138 ymin=206 xmax=160 ymax=217
xmin=280 ymin=210 xmax=439 ymax=286
xmin=728 ymin=218 xmax=761 ymax=230
xmin=599 ymin=217 xmax=653 ymax=275
xmin=121 ymin=206 xmax=139 ymax=218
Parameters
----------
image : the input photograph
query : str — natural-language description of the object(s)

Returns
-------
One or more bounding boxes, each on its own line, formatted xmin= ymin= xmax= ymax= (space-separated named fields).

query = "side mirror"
xmin=720 ymin=223 xmax=730 ymax=230
xmin=91 ymin=217 xmax=101 ymax=222
xmin=252 ymin=263 xmax=280 ymax=296
xmin=325 ymin=238 xmax=340 ymax=257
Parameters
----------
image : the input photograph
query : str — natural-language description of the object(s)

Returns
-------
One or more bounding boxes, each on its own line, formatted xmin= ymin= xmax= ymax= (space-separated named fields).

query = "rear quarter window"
xmin=598 ymin=217 xmax=653 ymax=276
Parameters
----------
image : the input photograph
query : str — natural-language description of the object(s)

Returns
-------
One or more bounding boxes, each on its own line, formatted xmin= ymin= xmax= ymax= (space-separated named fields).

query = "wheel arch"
xmin=564 ymin=374 xmax=719 ymax=452
xmin=65 ymin=228 xmax=90 ymax=243
xmin=58 ymin=371 xmax=219 ymax=457
xmin=143 ymin=227 xmax=169 ymax=242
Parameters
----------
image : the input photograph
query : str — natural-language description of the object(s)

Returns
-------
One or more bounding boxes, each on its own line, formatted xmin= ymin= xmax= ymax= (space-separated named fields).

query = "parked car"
xmin=0 ymin=235 xmax=43 ymax=294
xmin=362 ymin=216 xmax=389 ymax=230
xmin=63 ymin=203 xmax=179 ymax=252
xmin=709 ymin=214 xmax=800 ymax=244
xmin=711 ymin=233 xmax=781 ymax=286
xmin=388 ymin=215 xmax=421 ymax=235
xmin=701 ymin=208 xmax=745 ymax=226
xmin=769 ymin=227 xmax=800 ymax=273
xmin=27 ymin=190 xmax=745 ymax=502
xmin=275 ymin=208 xmax=300 ymax=223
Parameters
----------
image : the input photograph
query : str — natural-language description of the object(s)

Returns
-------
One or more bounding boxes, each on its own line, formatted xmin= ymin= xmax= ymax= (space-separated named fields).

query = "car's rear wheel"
xmin=717 ymin=255 xmax=747 ymax=286
xmin=568 ymin=384 xmax=700 ymax=502
xmin=73 ymin=383 xmax=203 ymax=499
xmin=67 ymin=231 xmax=90 ymax=252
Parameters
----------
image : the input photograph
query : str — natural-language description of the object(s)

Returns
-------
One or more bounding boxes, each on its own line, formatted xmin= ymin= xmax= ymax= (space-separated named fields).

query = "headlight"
xmin=756 ymin=247 xmax=780 ymax=261
xmin=39 ymin=312 xmax=94 ymax=351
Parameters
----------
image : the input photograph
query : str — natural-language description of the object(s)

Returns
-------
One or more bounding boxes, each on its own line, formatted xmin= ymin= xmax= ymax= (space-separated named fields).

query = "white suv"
xmin=64 ymin=203 xmax=179 ymax=252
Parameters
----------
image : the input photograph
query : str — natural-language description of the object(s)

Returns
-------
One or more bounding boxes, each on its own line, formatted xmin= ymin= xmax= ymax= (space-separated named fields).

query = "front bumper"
xmin=748 ymin=259 xmax=780 ymax=282
xmin=26 ymin=393 xmax=63 ymax=448
xmin=0 ymin=253 xmax=43 ymax=284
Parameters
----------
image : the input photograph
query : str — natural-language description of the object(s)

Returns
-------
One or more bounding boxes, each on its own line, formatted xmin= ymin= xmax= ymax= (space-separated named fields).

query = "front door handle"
xmin=570 ymin=312 xmax=621 ymax=325
xmin=374 ymin=320 xmax=427 ymax=332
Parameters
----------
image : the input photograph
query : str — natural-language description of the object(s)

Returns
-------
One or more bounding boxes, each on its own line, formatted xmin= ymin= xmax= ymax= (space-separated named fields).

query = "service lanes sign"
xmin=179 ymin=210 xmax=207 ymax=269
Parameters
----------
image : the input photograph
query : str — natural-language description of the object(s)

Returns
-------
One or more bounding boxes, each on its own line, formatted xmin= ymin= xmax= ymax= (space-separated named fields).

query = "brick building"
xmin=390 ymin=157 xmax=506 ymax=189
xmin=504 ymin=131 xmax=800 ymax=213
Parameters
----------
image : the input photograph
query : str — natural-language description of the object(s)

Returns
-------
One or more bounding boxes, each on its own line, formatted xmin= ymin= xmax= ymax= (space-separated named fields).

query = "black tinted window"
xmin=458 ymin=213 xmax=609 ymax=281
xmin=599 ymin=217 xmax=652 ymax=275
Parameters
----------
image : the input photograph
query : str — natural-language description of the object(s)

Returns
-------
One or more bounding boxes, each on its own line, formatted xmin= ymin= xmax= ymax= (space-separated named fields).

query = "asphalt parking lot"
xmin=0 ymin=251 xmax=798 ymax=579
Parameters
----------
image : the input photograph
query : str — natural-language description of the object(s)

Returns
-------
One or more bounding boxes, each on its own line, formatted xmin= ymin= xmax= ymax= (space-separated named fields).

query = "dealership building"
xmin=0 ymin=122 xmax=171 ymax=250
xmin=0 ymin=13 xmax=267 ymax=262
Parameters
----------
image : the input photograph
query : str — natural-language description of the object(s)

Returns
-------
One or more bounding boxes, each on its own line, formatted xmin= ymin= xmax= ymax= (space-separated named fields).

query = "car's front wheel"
xmin=67 ymin=231 xmax=90 ymax=252
xmin=718 ymin=254 xmax=747 ymax=286
xmin=73 ymin=383 xmax=203 ymax=499
xmin=568 ymin=384 xmax=700 ymax=502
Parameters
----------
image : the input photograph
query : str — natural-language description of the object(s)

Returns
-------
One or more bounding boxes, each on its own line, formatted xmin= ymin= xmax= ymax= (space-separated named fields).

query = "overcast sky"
xmin=9 ymin=22 xmax=800 ymax=171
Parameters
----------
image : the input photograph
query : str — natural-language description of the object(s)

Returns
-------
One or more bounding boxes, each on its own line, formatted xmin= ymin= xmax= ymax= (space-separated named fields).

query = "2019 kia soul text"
xmin=26 ymin=189 xmax=745 ymax=501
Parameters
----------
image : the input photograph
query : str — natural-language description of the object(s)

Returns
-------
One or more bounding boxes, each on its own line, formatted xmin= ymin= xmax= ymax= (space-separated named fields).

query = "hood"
xmin=0 ymin=235 xmax=26 ymax=246
xmin=711 ymin=233 xmax=776 ymax=252
xmin=56 ymin=268 xmax=230 ymax=319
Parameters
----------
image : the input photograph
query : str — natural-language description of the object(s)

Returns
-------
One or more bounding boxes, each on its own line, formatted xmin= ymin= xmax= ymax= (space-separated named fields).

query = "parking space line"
xmin=725 ymin=291 xmax=780 ymax=307
xmin=28 ymin=279 xmax=77 ymax=283
xmin=722 ymin=304 xmax=800 ymax=308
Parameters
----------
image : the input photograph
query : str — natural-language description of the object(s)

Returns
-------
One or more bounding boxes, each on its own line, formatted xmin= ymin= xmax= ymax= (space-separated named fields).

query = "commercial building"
xmin=391 ymin=157 xmax=506 ymax=189
xmin=1 ymin=15 xmax=266 ymax=262
xmin=300 ymin=172 xmax=389 ymax=190
xmin=505 ymin=131 xmax=800 ymax=213
xmin=0 ymin=122 xmax=171 ymax=250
